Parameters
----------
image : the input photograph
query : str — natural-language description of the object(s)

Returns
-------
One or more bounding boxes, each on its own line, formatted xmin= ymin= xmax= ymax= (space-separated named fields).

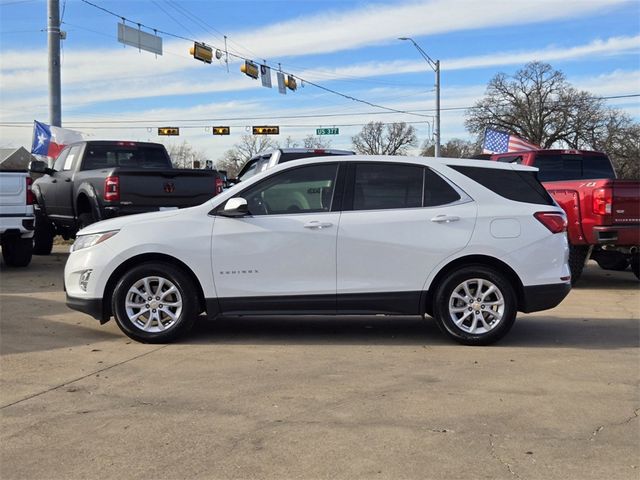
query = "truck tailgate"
xmin=0 ymin=172 xmax=29 ymax=216
xmin=116 ymin=169 xmax=217 ymax=208
xmin=612 ymin=180 xmax=640 ymax=225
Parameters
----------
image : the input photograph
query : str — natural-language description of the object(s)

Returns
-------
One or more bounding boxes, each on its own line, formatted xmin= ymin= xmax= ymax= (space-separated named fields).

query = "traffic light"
xmin=212 ymin=126 xmax=230 ymax=135
xmin=190 ymin=42 xmax=213 ymax=63
xmin=252 ymin=126 xmax=279 ymax=135
xmin=158 ymin=127 xmax=180 ymax=136
xmin=285 ymin=75 xmax=297 ymax=91
xmin=241 ymin=60 xmax=259 ymax=79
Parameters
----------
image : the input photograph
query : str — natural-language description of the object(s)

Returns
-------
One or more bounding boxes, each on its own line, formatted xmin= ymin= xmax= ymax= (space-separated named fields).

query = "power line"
xmin=77 ymin=0 xmax=431 ymax=119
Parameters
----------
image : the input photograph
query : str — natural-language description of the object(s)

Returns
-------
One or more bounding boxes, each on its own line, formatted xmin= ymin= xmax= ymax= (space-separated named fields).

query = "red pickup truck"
xmin=488 ymin=150 xmax=639 ymax=284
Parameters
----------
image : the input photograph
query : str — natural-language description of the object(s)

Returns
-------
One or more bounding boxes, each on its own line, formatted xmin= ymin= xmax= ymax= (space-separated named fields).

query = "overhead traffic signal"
xmin=212 ymin=126 xmax=230 ymax=135
xmin=285 ymin=75 xmax=297 ymax=91
xmin=158 ymin=127 xmax=180 ymax=136
xmin=252 ymin=126 xmax=279 ymax=135
xmin=241 ymin=61 xmax=259 ymax=79
xmin=190 ymin=42 xmax=213 ymax=64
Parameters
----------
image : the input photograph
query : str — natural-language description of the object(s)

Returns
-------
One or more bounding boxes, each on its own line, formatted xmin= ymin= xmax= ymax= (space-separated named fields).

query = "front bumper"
xmin=520 ymin=282 xmax=571 ymax=313
xmin=66 ymin=294 xmax=108 ymax=323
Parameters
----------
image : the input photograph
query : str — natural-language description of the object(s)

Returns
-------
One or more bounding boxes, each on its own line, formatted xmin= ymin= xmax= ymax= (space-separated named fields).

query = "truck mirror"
xmin=29 ymin=160 xmax=52 ymax=175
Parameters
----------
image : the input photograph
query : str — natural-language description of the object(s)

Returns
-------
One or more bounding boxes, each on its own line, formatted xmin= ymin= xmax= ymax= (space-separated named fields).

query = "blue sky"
xmin=1 ymin=0 xmax=639 ymax=160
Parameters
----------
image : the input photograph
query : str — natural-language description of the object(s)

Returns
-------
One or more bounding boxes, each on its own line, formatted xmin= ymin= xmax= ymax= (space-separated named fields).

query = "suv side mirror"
xmin=219 ymin=197 xmax=248 ymax=217
xmin=29 ymin=160 xmax=54 ymax=175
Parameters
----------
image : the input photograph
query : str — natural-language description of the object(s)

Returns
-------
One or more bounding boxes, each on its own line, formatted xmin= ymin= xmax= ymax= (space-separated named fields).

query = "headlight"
xmin=72 ymin=230 xmax=119 ymax=252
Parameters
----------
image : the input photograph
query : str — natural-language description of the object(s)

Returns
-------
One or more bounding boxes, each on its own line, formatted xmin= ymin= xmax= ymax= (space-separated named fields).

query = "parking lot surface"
xmin=1 ymin=246 xmax=638 ymax=479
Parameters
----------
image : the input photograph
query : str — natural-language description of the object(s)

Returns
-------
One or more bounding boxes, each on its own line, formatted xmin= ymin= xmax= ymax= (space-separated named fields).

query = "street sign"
xmin=316 ymin=128 xmax=339 ymax=135
xmin=118 ymin=23 xmax=163 ymax=56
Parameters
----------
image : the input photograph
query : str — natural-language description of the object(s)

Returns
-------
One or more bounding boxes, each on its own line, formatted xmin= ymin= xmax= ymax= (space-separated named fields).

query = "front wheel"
xmin=432 ymin=266 xmax=517 ymax=345
xmin=112 ymin=262 xmax=198 ymax=343
xmin=33 ymin=210 xmax=54 ymax=255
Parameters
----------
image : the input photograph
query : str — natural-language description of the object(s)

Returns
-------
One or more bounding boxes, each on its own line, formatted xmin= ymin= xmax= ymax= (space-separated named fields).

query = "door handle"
xmin=431 ymin=214 xmax=460 ymax=223
xmin=304 ymin=221 xmax=333 ymax=229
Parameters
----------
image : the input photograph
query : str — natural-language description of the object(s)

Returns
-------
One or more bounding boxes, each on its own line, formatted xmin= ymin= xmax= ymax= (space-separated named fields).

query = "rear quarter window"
xmin=450 ymin=165 xmax=555 ymax=206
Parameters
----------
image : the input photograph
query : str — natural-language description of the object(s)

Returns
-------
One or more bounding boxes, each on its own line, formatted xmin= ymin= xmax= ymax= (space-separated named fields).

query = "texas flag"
xmin=31 ymin=120 xmax=83 ymax=158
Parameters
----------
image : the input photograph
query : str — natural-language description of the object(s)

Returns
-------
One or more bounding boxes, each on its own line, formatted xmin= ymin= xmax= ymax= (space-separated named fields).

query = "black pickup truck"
xmin=30 ymin=140 xmax=223 ymax=254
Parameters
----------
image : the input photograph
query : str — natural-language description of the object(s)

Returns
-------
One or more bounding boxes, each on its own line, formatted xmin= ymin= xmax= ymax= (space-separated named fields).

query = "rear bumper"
xmin=520 ymin=282 xmax=571 ymax=313
xmin=66 ymin=294 xmax=107 ymax=322
xmin=592 ymin=225 xmax=640 ymax=245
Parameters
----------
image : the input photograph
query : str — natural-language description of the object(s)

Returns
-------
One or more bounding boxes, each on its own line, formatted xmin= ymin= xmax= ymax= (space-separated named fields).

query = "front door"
xmin=212 ymin=163 xmax=342 ymax=314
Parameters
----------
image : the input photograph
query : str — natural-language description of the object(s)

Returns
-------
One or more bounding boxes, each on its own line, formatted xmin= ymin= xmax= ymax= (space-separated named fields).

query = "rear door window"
xmin=351 ymin=163 xmax=423 ymax=211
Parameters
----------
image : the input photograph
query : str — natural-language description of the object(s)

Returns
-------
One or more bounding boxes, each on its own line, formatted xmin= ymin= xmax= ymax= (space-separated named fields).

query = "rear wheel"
xmin=568 ymin=245 xmax=590 ymax=285
xmin=632 ymin=255 xmax=639 ymax=280
xmin=2 ymin=236 xmax=33 ymax=267
xmin=432 ymin=266 xmax=517 ymax=345
xmin=592 ymin=250 xmax=629 ymax=271
xmin=77 ymin=212 xmax=96 ymax=231
xmin=112 ymin=262 xmax=198 ymax=343
xmin=33 ymin=210 xmax=54 ymax=255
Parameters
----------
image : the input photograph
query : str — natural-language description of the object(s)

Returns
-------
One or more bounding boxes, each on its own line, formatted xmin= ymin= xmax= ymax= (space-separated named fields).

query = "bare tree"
xmin=352 ymin=122 xmax=417 ymax=155
xmin=165 ymin=141 xmax=207 ymax=168
xmin=421 ymin=138 xmax=480 ymax=158
xmin=465 ymin=61 xmax=639 ymax=178
xmin=302 ymin=135 xmax=332 ymax=149
xmin=217 ymin=134 xmax=277 ymax=176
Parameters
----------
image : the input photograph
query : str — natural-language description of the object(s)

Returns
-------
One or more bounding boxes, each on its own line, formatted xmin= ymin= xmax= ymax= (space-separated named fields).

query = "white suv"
xmin=64 ymin=155 xmax=571 ymax=345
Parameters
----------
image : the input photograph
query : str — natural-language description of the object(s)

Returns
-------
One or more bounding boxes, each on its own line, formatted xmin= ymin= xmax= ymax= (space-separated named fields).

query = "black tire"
xmin=33 ymin=211 xmax=54 ymax=255
xmin=568 ymin=245 xmax=590 ymax=285
xmin=632 ymin=255 xmax=639 ymax=280
xmin=77 ymin=212 xmax=95 ymax=231
xmin=112 ymin=262 xmax=198 ymax=343
xmin=2 ymin=236 xmax=33 ymax=267
xmin=432 ymin=265 xmax=517 ymax=346
xmin=592 ymin=250 xmax=629 ymax=271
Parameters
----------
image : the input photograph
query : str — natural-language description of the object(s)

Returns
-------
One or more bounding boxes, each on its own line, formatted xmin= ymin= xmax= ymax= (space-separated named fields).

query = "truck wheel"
xmin=2 ymin=236 xmax=33 ymax=267
xmin=632 ymin=255 xmax=639 ymax=280
xmin=78 ymin=212 xmax=95 ymax=231
xmin=568 ymin=245 xmax=590 ymax=285
xmin=33 ymin=211 xmax=54 ymax=255
xmin=592 ymin=250 xmax=629 ymax=271
xmin=111 ymin=262 xmax=198 ymax=343
xmin=432 ymin=265 xmax=517 ymax=346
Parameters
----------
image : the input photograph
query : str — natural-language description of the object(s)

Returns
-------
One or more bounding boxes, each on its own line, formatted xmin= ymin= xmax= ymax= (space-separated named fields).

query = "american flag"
xmin=482 ymin=128 xmax=540 ymax=154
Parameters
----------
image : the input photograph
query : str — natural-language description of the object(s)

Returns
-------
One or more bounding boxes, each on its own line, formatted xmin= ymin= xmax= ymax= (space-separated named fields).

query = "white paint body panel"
xmin=65 ymin=155 xmax=570 ymax=309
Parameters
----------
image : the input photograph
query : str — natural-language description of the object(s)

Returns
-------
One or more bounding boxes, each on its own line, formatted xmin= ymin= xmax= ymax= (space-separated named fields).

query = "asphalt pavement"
xmin=1 ymin=246 xmax=638 ymax=479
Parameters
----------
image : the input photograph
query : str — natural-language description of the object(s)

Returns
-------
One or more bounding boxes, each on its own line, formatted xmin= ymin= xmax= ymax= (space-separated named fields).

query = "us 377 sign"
xmin=316 ymin=128 xmax=339 ymax=135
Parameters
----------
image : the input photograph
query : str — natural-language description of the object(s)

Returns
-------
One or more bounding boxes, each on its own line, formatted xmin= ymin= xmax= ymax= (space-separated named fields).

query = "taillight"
xmin=104 ymin=176 xmax=120 ymax=202
xmin=592 ymin=187 xmax=612 ymax=216
xmin=215 ymin=177 xmax=223 ymax=196
xmin=26 ymin=176 xmax=35 ymax=205
xmin=534 ymin=212 xmax=567 ymax=234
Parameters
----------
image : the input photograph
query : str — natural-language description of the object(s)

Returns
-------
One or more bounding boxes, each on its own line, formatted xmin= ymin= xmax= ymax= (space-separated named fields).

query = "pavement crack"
xmin=0 ymin=345 xmax=168 ymax=410
xmin=590 ymin=407 xmax=640 ymax=441
xmin=488 ymin=434 xmax=521 ymax=479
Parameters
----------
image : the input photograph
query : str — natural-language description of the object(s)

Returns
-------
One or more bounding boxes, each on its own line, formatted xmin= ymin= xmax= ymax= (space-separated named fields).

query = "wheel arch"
xmin=75 ymin=184 xmax=102 ymax=221
xmin=101 ymin=253 xmax=206 ymax=323
xmin=423 ymin=255 xmax=525 ymax=316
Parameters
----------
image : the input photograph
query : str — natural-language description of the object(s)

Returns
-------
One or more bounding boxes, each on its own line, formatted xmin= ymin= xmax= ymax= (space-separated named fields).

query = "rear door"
xmin=336 ymin=162 xmax=476 ymax=314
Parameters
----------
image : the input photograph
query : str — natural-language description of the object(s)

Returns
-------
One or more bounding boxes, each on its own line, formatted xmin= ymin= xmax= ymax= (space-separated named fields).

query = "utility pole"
xmin=399 ymin=37 xmax=440 ymax=157
xmin=48 ymin=0 xmax=61 ymax=127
